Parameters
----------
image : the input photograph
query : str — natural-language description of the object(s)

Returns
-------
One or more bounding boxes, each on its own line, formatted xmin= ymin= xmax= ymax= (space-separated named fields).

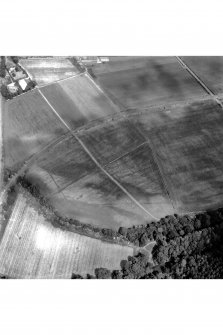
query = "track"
xmin=176 ymin=56 xmax=223 ymax=109
xmin=38 ymin=88 xmax=159 ymax=221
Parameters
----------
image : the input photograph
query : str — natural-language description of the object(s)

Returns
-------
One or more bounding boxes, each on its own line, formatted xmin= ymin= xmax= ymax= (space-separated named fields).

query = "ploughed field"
xmin=19 ymin=58 xmax=80 ymax=86
xmin=0 ymin=192 xmax=133 ymax=278
xmin=3 ymin=57 xmax=223 ymax=230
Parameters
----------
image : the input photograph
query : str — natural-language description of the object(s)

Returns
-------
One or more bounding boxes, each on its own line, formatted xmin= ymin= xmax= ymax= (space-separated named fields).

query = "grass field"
xmin=40 ymin=73 xmax=120 ymax=130
xmin=127 ymin=99 xmax=223 ymax=212
xmin=91 ymin=57 xmax=207 ymax=108
xmin=0 ymin=192 xmax=133 ymax=278
xmin=182 ymin=57 xmax=223 ymax=96
xmin=3 ymin=90 xmax=68 ymax=170
xmin=19 ymin=58 xmax=80 ymax=86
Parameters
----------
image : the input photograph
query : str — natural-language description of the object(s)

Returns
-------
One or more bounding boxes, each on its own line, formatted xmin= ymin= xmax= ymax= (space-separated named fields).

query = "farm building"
xmin=18 ymin=79 xmax=28 ymax=91
xmin=9 ymin=67 xmax=27 ymax=81
xmin=7 ymin=82 xmax=18 ymax=94
xmin=98 ymin=56 xmax=109 ymax=63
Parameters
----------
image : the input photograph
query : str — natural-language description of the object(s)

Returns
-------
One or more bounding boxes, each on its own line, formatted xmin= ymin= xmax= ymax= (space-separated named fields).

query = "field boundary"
xmin=176 ymin=56 xmax=223 ymax=109
xmin=38 ymin=88 xmax=159 ymax=221
xmin=120 ymin=117 xmax=176 ymax=211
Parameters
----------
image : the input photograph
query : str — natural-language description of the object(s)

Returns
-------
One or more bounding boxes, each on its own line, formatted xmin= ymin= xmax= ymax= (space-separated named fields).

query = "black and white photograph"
xmin=1 ymin=55 xmax=223 ymax=279
xmin=0 ymin=0 xmax=223 ymax=334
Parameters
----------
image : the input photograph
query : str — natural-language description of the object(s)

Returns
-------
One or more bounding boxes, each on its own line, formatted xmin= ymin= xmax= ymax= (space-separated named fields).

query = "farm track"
xmin=2 ymin=58 xmax=219 ymax=222
xmin=0 ymin=130 xmax=71 ymax=203
xmin=121 ymin=117 xmax=177 ymax=211
xmin=176 ymin=56 xmax=223 ymax=109
xmin=38 ymin=88 xmax=159 ymax=221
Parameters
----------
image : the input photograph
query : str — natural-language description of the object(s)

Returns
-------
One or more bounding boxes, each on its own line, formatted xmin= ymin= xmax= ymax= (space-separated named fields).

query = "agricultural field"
xmin=181 ymin=56 xmax=223 ymax=96
xmin=127 ymin=99 xmax=223 ymax=212
xmin=19 ymin=58 xmax=80 ymax=86
xmin=25 ymin=132 xmax=97 ymax=193
xmin=3 ymin=56 xmax=223 ymax=235
xmin=40 ymin=73 xmax=120 ymax=130
xmin=105 ymin=143 xmax=175 ymax=218
xmin=91 ymin=56 xmax=207 ymax=109
xmin=0 ymin=192 xmax=133 ymax=278
xmin=78 ymin=117 xmax=145 ymax=165
xmin=3 ymin=89 xmax=68 ymax=170
xmin=49 ymin=169 xmax=149 ymax=229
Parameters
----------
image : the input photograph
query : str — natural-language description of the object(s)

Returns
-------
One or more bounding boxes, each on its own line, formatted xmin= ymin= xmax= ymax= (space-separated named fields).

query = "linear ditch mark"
xmin=0 ymin=131 xmax=71 ymax=203
xmin=176 ymin=56 xmax=223 ymax=109
xmin=122 ymin=117 xmax=177 ymax=211
xmin=86 ymin=72 xmax=122 ymax=113
xmin=38 ymin=88 xmax=159 ymax=221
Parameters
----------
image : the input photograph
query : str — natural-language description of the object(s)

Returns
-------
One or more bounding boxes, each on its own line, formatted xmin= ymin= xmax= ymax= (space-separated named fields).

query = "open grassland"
xmin=182 ymin=57 xmax=223 ymax=96
xmin=3 ymin=90 xmax=68 ymax=170
xmin=0 ymin=192 xmax=133 ymax=278
xmin=19 ymin=58 xmax=80 ymax=86
xmin=40 ymin=73 xmax=120 ymax=130
xmin=127 ymin=99 xmax=223 ymax=212
xmin=92 ymin=56 xmax=207 ymax=108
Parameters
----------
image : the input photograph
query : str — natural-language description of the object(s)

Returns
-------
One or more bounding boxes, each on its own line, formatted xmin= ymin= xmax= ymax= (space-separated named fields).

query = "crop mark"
xmin=176 ymin=56 xmax=223 ymax=109
xmin=38 ymin=88 xmax=159 ymax=221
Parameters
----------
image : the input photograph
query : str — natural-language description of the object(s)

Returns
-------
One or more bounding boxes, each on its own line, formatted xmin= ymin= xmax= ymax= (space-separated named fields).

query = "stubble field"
xmin=19 ymin=58 xmax=80 ymax=86
xmin=0 ymin=192 xmax=133 ymax=278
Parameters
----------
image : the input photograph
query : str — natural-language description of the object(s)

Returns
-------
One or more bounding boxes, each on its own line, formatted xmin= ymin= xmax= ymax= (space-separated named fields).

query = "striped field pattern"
xmin=0 ymin=192 xmax=133 ymax=278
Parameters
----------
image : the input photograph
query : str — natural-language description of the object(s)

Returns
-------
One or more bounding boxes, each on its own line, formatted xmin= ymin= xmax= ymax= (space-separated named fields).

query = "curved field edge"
xmin=0 ymin=187 xmax=135 ymax=278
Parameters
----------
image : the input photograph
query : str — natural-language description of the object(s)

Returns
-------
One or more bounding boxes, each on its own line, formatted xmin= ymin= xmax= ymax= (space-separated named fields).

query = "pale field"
xmin=40 ymin=73 xmax=120 ymax=130
xmin=0 ymin=192 xmax=133 ymax=278
xmin=20 ymin=58 xmax=79 ymax=86
xmin=3 ymin=90 xmax=68 ymax=170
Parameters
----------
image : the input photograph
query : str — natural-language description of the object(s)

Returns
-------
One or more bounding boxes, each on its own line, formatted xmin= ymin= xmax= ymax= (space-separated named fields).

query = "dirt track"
xmin=38 ymin=88 xmax=159 ymax=221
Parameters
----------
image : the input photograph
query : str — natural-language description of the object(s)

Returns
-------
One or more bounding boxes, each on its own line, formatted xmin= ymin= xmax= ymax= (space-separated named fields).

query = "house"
xmin=8 ymin=66 xmax=27 ymax=81
xmin=7 ymin=82 xmax=18 ymax=94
